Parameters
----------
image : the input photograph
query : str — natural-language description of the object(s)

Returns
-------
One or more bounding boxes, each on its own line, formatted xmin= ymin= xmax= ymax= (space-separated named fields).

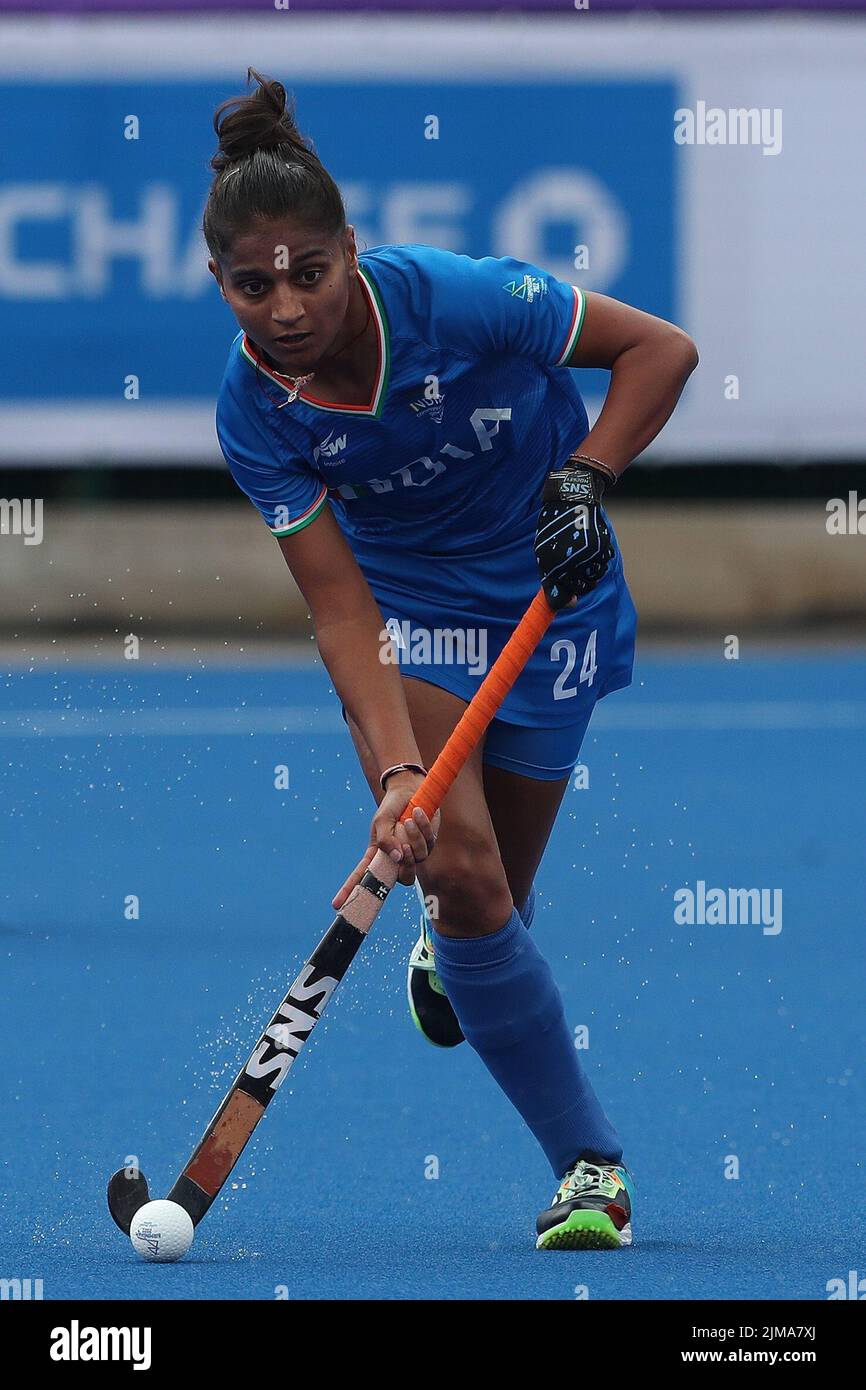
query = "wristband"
xmin=566 ymin=452 xmax=617 ymax=489
xmin=380 ymin=762 xmax=428 ymax=791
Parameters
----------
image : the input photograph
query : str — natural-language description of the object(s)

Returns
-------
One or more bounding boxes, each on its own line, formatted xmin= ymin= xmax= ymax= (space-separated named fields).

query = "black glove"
xmin=534 ymin=455 xmax=616 ymax=611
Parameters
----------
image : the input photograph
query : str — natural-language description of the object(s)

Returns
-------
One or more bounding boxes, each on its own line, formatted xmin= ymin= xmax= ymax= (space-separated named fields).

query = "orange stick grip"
xmin=401 ymin=588 xmax=556 ymax=821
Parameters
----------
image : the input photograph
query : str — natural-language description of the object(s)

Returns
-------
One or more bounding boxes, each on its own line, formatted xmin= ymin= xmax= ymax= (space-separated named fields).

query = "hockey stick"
xmin=108 ymin=587 xmax=557 ymax=1233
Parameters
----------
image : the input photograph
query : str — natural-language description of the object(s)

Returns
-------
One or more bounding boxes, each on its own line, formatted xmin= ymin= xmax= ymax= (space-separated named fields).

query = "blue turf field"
xmin=1 ymin=652 xmax=864 ymax=1300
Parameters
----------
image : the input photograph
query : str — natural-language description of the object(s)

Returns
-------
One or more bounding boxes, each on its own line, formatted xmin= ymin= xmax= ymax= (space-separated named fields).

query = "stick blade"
xmin=107 ymin=1167 xmax=150 ymax=1235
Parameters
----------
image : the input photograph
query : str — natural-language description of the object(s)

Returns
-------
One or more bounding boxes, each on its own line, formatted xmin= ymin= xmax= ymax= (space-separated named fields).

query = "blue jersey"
xmin=217 ymin=243 xmax=636 ymax=726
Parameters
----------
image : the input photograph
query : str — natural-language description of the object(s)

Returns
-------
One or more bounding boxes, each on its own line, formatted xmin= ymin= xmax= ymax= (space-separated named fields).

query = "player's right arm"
xmin=276 ymin=503 xmax=417 ymax=774
xmin=216 ymin=376 xmax=435 ymax=884
xmin=276 ymin=504 xmax=437 ymax=888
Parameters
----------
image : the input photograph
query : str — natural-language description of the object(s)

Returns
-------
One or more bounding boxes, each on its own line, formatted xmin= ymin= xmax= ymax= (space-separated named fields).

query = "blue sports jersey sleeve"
xmin=390 ymin=245 xmax=587 ymax=366
xmin=216 ymin=378 xmax=328 ymax=538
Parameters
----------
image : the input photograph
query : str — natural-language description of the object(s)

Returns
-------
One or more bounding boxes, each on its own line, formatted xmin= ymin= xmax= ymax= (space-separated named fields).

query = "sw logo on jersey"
xmin=502 ymin=274 xmax=548 ymax=303
xmin=313 ymin=430 xmax=348 ymax=465
xmin=408 ymin=390 xmax=446 ymax=424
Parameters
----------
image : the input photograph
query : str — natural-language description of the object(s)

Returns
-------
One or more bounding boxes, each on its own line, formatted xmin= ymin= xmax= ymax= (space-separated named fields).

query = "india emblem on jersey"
xmin=408 ymin=391 xmax=446 ymax=424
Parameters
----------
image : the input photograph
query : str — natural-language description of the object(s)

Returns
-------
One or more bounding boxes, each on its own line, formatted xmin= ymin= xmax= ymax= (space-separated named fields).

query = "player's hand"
xmin=331 ymin=773 xmax=440 ymax=910
xmin=534 ymin=459 xmax=615 ymax=611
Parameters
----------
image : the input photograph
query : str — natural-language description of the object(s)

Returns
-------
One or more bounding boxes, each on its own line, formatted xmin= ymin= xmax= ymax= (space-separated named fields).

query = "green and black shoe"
xmin=536 ymin=1156 xmax=635 ymax=1250
xmin=406 ymin=911 xmax=465 ymax=1048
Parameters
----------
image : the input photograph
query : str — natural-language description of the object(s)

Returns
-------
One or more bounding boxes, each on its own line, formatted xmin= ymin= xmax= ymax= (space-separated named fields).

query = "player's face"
xmin=210 ymin=221 xmax=357 ymax=374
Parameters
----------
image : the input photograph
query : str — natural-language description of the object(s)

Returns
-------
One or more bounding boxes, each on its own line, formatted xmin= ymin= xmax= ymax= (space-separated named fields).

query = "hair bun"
xmin=211 ymin=68 xmax=310 ymax=173
xmin=203 ymin=70 xmax=346 ymax=260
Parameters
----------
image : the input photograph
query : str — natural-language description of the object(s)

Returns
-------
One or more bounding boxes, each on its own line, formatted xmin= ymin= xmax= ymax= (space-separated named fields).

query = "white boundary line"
xmin=1 ymin=701 xmax=865 ymax=737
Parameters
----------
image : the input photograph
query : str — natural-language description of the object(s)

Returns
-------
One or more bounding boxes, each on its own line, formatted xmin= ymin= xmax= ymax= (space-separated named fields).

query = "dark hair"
xmin=203 ymin=68 xmax=346 ymax=260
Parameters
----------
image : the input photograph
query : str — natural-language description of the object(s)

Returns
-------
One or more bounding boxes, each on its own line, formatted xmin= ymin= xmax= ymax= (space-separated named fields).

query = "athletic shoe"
xmin=406 ymin=911 xmax=465 ymax=1048
xmin=535 ymin=1155 xmax=635 ymax=1250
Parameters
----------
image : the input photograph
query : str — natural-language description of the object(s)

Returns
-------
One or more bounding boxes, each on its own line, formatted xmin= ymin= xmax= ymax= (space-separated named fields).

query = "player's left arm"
xmin=565 ymin=292 xmax=699 ymax=479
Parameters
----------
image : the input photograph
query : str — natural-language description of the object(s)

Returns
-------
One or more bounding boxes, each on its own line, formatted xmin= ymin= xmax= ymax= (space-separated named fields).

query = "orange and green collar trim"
xmin=239 ymin=264 xmax=390 ymax=418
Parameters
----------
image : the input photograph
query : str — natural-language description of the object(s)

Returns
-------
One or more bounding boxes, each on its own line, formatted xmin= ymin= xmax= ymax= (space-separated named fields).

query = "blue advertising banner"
xmin=6 ymin=13 xmax=861 ymax=460
xmin=1 ymin=77 xmax=677 ymax=409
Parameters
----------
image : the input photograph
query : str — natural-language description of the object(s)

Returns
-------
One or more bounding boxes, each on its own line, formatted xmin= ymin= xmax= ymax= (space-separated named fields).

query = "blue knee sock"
xmin=430 ymin=908 xmax=623 ymax=1177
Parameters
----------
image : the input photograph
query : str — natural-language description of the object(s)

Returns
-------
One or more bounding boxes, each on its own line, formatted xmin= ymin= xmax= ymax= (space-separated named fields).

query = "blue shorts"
xmin=355 ymin=516 xmax=637 ymax=729
xmin=477 ymin=699 xmax=595 ymax=780
xmin=340 ymin=689 xmax=595 ymax=782
xmin=341 ymin=514 xmax=637 ymax=781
